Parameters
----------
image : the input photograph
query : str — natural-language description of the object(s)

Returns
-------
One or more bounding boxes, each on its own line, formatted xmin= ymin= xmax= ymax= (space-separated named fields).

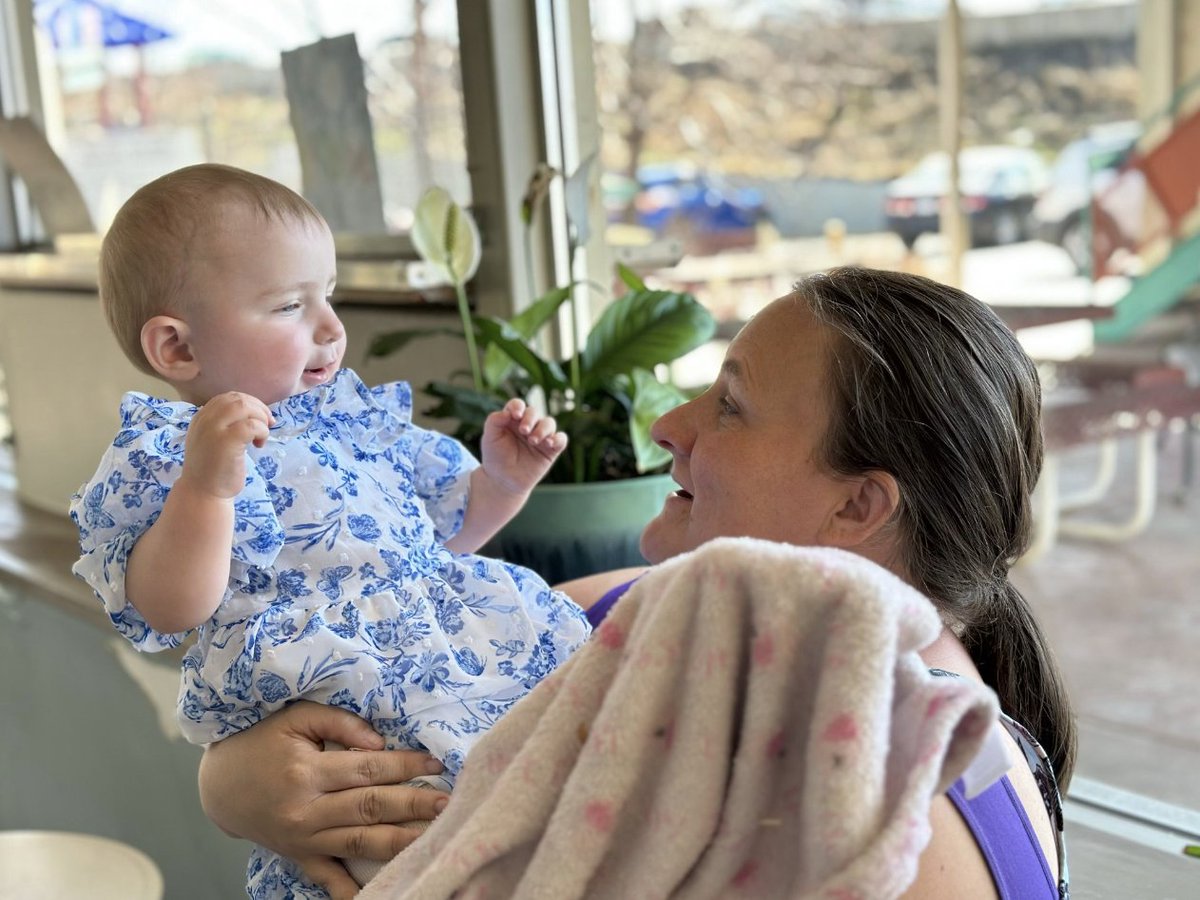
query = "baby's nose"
xmin=318 ymin=313 xmax=345 ymax=344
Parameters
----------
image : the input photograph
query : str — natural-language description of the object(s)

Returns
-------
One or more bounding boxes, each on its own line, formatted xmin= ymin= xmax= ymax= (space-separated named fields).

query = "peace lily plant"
xmin=368 ymin=163 xmax=715 ymax=484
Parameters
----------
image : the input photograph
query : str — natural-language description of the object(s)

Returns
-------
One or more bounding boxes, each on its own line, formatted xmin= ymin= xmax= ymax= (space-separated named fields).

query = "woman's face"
xmin=640 ymin=295 xmax=858 ymax=564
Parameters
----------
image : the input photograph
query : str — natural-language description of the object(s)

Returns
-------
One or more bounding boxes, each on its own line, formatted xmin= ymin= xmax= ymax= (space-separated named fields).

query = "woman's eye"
xmin=718 ymin=396 xmax=738 ymax=416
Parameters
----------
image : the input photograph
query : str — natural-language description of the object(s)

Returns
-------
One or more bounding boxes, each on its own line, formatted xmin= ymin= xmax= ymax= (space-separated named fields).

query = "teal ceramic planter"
xmin=482 ymin=473 xmax=675 ymax=584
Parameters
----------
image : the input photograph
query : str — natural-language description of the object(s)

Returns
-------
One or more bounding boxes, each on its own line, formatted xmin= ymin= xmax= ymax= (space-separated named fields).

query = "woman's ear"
xmin=823 ymin=470 xmax=901 ymax=549
xmin=141 ymin=315 xmax=199 ymax=382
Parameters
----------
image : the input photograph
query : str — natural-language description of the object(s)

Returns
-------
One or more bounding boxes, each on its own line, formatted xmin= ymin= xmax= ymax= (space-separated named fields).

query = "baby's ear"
xmin=141 ymin=315 xmax=199 ymax=382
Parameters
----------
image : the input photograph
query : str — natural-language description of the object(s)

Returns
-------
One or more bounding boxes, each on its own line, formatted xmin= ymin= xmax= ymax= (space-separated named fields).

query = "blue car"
xmin=606 ymin=163 xmax=764 ymax=252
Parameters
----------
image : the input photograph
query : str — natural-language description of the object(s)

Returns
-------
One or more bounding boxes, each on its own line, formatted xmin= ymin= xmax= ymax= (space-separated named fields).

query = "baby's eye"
xmin=276 ymin=301 xmax=302 ymax=313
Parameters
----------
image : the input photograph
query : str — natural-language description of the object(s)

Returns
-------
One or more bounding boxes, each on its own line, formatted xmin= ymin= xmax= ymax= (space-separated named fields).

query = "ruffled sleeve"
xmin=370 ymin=379 xmax=479 ymax=544
xmin=70 ymin=394 xmax=190 ymax=651
xmin=70 ymin=393 xmax=285 ymax=651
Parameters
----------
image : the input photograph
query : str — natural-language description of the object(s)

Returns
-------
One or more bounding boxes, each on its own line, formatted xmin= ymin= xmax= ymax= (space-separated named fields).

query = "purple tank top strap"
xmin=584 ymin=578 xmax=637 ymax=629
xmin=947 ymin=776 xmax=1060 ymax=899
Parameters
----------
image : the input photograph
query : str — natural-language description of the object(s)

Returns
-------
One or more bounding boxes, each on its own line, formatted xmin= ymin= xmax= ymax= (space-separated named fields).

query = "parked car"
xmin=1031 ymin=121 xmax=1141 ymax=272
xmin=604 ymin=162 xmax=764 ymax=253
xmin=884 ymin=145 xmax=1050 ymax=248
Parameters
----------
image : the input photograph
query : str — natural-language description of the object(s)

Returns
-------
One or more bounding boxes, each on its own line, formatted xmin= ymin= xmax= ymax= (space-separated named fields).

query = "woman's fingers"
xmin=305 ymin=821 xmax=437 ymax=862
xmin=284 ymin=701 xmax=387 ymax=752
xmin=307 ymin=777 xmax=450 ymax=830
xmin=197 ymin=700 xmax=448 ymax=859
xmin=312 ymin=746 xmax=446 ymax=794
xmin=296 ymin=855 xmax=361 ymax=900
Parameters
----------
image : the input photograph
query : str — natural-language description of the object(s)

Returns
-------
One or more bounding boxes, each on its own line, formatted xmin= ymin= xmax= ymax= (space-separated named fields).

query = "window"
xmin=29 ymin=0 xmax=469 ymax=233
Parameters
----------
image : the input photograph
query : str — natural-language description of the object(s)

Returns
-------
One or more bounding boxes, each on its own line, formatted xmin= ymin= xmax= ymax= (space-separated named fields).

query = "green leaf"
xmin=615 ymin=262 xmax=646 ymax=292
xmin=481 ymin=285 xmax=574 ymax=387
xmin=578 ymin=290 xmax=715 ymax=392
xmin=423 ymin=380 xmax=504 ymax=432
xmin=509 ymin=284 xmax=576 ymax=339
xmin=367 ymin=327 xmax=463 ymax=359
xmin=629 ymin=368 xmax=687 ymax=473
xmin=412 ymin=187 xmax=482 ymax=285
xmin=475 ymin=317 xmax=569 ymax=393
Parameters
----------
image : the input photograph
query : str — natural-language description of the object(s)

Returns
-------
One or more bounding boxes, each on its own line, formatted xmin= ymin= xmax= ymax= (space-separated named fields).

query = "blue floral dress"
xmin=71 ymin=368 xmax=591 ymax=898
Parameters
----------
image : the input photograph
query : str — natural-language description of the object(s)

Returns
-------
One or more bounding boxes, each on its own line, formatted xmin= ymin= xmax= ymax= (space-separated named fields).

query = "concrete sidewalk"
xmin=1012 ymin=429 xmax=1200 ymax=897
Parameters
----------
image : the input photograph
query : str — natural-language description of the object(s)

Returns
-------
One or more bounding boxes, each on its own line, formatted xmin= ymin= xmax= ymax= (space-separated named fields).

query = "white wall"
xmin=0 ymin=287 xmax=465 ymax=515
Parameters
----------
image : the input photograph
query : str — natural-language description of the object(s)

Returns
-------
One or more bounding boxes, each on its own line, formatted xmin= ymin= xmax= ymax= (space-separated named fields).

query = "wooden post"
xmin=939 ymin=0 xmax=966 ymax=287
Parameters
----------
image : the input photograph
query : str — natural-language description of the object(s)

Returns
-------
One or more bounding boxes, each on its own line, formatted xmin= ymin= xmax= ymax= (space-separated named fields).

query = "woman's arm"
xmin=198 ymin=702 xmax=449 ymax=900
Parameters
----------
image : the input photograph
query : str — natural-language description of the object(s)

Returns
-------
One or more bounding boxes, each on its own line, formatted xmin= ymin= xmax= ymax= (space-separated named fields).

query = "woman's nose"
xmin=650 ymin=399 xmax=691 ymax=456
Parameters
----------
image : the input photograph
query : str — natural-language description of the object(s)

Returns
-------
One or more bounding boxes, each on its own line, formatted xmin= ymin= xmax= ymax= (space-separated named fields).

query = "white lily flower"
xmin=563 ymin=151 xmax=597 ymax=247
xmin=412 ymin=186 xmax=482 ymax=285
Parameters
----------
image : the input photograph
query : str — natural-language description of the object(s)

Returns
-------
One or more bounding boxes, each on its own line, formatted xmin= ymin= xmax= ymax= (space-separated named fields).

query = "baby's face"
xmin=176 ymin=206 xmax=344 ymax=406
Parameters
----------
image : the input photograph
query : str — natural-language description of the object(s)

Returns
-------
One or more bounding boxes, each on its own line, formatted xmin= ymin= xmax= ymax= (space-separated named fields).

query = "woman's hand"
xmin=198 ymin=701 xmax=449 ymax=900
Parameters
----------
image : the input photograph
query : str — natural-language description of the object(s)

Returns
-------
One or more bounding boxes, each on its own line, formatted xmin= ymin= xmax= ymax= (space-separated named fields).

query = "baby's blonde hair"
xmin=99 ymin=163 xmax=327 ymax=376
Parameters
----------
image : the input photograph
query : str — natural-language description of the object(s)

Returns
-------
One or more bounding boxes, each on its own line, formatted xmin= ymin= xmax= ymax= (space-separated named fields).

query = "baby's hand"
xmin=180 ymin=392 xmax=274 ymax=500
xmin=478 ymin=398 xmax=567 ymax=495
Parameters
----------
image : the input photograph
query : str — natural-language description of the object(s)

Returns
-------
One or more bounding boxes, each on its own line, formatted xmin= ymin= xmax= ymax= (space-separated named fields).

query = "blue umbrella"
xmin=35 ymin=0 xmax=172 ymax=50
xmin=34 ymin=0 xmax=174 ymax=126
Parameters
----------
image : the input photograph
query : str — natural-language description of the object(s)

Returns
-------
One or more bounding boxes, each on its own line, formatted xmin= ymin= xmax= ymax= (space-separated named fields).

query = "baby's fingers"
xmin=527 ymin=414 xmax=561 ymax=445
xmin=502 ymin=397 xmax=528 ymax=425
xmin=230 ymin=415 xmax=272 ymax=449
xmin=196 ymin=392 xmax=274 ymax=446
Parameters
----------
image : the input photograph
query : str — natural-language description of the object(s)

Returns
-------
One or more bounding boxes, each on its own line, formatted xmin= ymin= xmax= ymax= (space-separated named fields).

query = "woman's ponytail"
xmin=964 ymin=581 xmax=1076 ymax=789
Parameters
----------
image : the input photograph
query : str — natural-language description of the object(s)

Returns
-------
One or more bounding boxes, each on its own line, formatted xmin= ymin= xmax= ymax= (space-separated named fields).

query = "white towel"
xmin=359 ymin=538 xmax=1001 ymax=899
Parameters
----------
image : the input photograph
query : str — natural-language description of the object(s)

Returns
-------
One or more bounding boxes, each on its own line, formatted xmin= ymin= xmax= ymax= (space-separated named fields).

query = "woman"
xmin=200 ymin=267 xmax=1074 ymax=899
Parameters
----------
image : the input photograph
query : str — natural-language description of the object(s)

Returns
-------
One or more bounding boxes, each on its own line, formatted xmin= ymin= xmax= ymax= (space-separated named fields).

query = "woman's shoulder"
xmin=553 ymin=567 xmax=648 ymax=612
xmin=901 ymin=794 xmax=1001 ymax=900
xmin=915 ymin=671 xmax=1063 ymax=900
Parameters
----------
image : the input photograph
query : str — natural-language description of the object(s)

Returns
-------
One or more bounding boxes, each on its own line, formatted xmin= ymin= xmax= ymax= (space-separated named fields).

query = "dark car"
xmin=605 ymin=162 xmax=764 ymax=253
xmin=1031 ymin=121 xmax=1141 ymax=272
xmin=884 ymin=146 xmax=1050 ymax=248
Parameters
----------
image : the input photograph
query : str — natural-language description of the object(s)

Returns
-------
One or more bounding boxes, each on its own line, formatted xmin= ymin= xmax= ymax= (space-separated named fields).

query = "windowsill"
xmin=0 ymin=250 xmax=460 ymax=309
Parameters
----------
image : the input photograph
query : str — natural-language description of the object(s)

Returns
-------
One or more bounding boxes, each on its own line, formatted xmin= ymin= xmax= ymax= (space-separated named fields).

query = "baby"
xmin=70 ymin=164 xmax=591 ymax=897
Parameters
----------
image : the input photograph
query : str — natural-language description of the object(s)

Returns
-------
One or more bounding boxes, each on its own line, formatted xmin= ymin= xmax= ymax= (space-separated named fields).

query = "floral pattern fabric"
xmin=71 ymin=368 xmax=591 ymax=899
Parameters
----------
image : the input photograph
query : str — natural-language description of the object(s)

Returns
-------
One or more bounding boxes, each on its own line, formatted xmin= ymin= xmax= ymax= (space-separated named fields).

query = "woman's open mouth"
xmin=674 ymin=489 xmax=694 ymax=501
